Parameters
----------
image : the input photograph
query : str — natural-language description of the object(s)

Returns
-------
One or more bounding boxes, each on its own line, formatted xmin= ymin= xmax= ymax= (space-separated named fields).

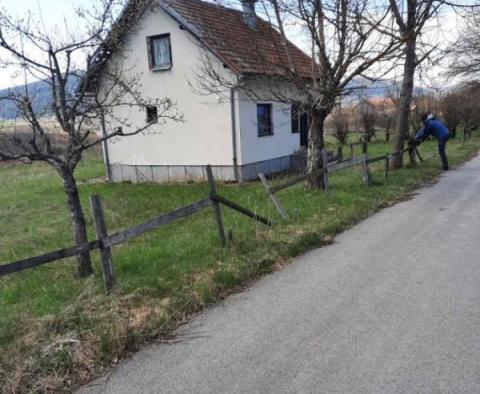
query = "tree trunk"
xmin=306 ymin=108 xmax=328 ymax=189
xmin=59 ymin=167 xmax=93 ymax=277
xmin=392 ymin=38 xmax=417 ymax=168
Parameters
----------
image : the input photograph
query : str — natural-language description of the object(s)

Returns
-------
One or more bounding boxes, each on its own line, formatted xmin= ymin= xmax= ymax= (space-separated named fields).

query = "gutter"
xmin=230 ymin=89 xmax=240 ymax=182
xmin=99 ymin=108 xmax=113 ymax=181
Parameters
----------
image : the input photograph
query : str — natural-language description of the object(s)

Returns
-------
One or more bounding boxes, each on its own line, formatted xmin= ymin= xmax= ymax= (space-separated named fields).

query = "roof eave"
xmin=159 ymin=1 xmax=243 ymax=76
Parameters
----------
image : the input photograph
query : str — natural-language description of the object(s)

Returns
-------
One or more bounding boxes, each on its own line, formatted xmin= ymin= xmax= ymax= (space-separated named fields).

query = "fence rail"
xmin=0 ymin=165 xmax=272 ymax=292
xmin=0 ymin=139 xmax=448 ymax=288
xmin=257 ymin=142 xmax=434 ymax=219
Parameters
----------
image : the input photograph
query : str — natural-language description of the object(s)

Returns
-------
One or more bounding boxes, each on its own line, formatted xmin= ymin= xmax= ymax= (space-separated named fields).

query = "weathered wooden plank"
xmin=269 ymin=172 xmax=310 ymax=194
xmin=367 ymin=154 xmax=389 ymax=164
xmin=108 ymin=198 xmax=212 ymax=246
xmin=205 ymin=165 xmax=226 ymax=247
xmin=258 ymin=173 xmax=287 ymax=219
xmin=0 ymin=240 xmax=100 ymax=277
xmin=213 ymin=194 xmax=273 ymax=226
xmin=90 ymin=195 xmax=115 ymax=293
xmin=328 ymin=155 xmax=367 ymax=173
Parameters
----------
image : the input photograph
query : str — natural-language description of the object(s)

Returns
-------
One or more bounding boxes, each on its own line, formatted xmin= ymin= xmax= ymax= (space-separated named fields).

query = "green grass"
xmin=1 ymin=133 xmax=479 ymax=392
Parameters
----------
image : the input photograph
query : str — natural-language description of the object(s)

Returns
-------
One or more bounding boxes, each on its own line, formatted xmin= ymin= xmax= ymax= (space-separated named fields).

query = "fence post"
xmin=385 ymin=156 xmax=390 ymax=179
xmin=349 ymin=143 xmax=354 ymax=159
xmin=322 ymin=149 xmax=329 ymax=194
xmin=337 ymin=146 xmax=343 ymax=163
xmin=90 ymin=195 xmax=115 ymax=293
xmin=361 ymin=143 xmax=372 ymax=186
xmin=206 ymin=165 xmax=226 ymax=247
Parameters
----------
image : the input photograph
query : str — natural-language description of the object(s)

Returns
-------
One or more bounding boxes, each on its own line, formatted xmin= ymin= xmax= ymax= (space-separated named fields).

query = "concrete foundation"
xmin=109 ymin=155 xmax=295 ymax=183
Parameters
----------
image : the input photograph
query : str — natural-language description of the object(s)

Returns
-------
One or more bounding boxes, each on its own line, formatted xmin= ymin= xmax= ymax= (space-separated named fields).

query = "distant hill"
xmin=0 ymin=77 xmax=79 ymax=120
xmin=0 ymin=76 xmax=426 ymax=119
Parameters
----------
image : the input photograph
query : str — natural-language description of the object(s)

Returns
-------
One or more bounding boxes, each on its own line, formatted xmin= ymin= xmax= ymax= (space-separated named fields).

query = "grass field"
xmin=1 ymin=133 xmax=479 ymax=392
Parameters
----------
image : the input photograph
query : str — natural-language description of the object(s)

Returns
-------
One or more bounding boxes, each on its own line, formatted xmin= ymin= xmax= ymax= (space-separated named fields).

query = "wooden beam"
xmin=205 ymin=165 xmax=226 ymax=247
xmin=108 ymin=198 xmax=212 ymax=246
xmin=213 ymin=194 xmax=273 ymax=226
xmin=0 ymin=240 xmax=100 ymax=277
xmin=258 ymin=173 xmax=287 ymax=219
xmin=328 ymin=156 xmax=366 ymax=173
xmin=90 ymin=195 xmax=115 ymax=293
xmin=269 ymin=173 xmax=310 ymax=194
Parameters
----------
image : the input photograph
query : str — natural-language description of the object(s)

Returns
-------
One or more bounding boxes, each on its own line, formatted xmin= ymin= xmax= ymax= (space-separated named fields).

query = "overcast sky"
xmin=0 ymin=0 xmax=97 ymax=89
xmin=0 ymin=0 xmax=463 ymax=90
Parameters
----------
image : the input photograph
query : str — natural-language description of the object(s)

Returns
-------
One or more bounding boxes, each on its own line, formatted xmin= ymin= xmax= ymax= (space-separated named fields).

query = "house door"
xmin=300 ymin=112 xmax=308 ymax=147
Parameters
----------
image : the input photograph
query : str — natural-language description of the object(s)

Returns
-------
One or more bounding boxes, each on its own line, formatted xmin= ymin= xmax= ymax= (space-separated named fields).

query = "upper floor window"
xmin=147 ymin=34 xmax=172 ymax=70
xmin=257 ymin=103 xmax=273 ymax=137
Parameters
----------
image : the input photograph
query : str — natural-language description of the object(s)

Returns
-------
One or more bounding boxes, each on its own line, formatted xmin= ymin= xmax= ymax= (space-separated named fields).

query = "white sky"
xmin=0 ymin=0 xmax=96 ymax=89
xmin=0 ymin=0 xmax=465 ymax=90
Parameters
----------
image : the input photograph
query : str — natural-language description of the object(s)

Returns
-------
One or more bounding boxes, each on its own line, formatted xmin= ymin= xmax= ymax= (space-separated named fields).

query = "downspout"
xmin=230 ymin=88 xmax=240 ymax=182
xmin=99 ymin=108 xmax=112 ymax=181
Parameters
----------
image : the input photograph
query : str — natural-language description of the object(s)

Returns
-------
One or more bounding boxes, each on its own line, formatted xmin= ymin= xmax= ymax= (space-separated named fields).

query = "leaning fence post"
xmin=258 ymin=172 xmax=287 ymax=219
xmin=90 ymin=195 xmax=115 ymax=293
xmin=206 ymin=165 xmax=226 ymax=247
xmin=322 ymin=149 xmax=329 ymax=194
xmin=415 ymin=147 xmax=424 ymax=163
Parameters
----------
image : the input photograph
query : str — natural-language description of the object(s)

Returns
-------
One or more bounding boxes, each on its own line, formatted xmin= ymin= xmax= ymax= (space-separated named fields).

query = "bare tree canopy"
xmin=388 ymin=0 xmax=476 ymax=168
xmin=0 ymin=0 xmax=181 ymax=276
xmin=197 ymin=0 xmax=400 ymax=188
xmin=449 ymin=10 xmax=480 ymax=78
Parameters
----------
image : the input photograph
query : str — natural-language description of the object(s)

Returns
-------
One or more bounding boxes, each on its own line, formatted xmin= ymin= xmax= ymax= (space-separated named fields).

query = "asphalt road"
xmin=80 ymin=156 xmax=480 ymax=394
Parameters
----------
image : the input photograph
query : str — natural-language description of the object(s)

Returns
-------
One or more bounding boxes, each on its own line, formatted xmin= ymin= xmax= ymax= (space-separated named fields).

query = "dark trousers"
xmin=438 ymin=139 xmax=448 ymax=170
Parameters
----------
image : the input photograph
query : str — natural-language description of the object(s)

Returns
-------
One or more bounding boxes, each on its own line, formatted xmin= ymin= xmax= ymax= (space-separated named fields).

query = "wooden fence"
xmin=258 ymin=142 xmax=427 ymax=219
xmin=0 ymin=139 xmax=448 ymax=290
xmin=0 ymin=165 xmax=272 ymax=292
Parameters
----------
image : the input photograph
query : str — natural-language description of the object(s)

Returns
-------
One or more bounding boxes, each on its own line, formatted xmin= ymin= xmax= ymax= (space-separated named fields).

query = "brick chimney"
xmin=241 ymin=0 xmax=258 ymax=29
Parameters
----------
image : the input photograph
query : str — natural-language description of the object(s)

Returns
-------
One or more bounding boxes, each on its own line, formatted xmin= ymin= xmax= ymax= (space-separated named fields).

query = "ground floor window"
xmin=257 ymin=103 xmax=273 ymax=137
xmin=146 ymin=105 xmax=158 ymax=124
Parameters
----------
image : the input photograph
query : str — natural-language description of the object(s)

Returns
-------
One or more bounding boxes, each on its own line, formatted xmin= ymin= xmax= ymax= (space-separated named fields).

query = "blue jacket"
xmin=415 ymin=117 xmax=449 ymax=141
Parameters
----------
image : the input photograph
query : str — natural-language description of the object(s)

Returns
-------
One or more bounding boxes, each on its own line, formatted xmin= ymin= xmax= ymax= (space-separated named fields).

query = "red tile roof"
xmin=161 ymin=0 xmax=313 ymax=78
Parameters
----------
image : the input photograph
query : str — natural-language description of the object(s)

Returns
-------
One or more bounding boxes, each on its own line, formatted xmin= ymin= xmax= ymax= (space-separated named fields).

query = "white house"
xmin=101 ymin=0 xmax=312 ymax=183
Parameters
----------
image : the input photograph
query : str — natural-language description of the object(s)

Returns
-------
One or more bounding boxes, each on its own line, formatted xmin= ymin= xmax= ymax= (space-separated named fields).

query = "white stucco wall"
xmin=104 ymin=5 xmax=234 ymax=166
xmin=237 ymin=90 xmax=301 ymax=165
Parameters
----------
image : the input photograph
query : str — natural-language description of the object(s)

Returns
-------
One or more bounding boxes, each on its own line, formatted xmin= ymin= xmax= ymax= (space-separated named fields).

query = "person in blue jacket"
xmin=415 ymin=112 xmax=450 ymax=170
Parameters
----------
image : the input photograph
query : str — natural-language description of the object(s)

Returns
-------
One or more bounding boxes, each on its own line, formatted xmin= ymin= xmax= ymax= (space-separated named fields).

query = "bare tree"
xmin=356 ymin=98 xmax=377 ymax=142
xmin=196 ymin=0 xmax=400 ymax=188
xmin=439 ymin=91 xmax=461 ymax=137
xmin=376 ymin=98 xmax=396 ymax=142
xmin=330 ymin=105 xmax=350 ymax=145
xmin=449 ymin=10 xmax=480 ymax=78
xmin=387 ymin=0 xmax=470 ymax=167
xmin=0 ymin=0 xmax=181 ymax=277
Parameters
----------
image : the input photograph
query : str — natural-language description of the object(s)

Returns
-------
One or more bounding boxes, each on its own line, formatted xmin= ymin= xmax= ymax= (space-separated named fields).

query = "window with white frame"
xmin=147 ymin=34 xmax=172 ymax=70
